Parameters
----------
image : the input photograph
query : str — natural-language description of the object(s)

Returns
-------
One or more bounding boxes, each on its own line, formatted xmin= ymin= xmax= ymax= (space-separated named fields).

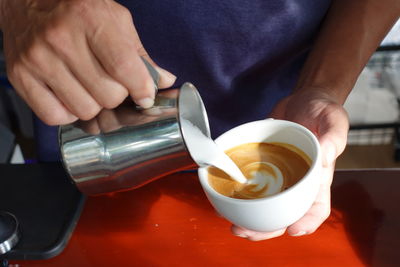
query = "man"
xmin=0 ymin=0 xmax=399 ymax=241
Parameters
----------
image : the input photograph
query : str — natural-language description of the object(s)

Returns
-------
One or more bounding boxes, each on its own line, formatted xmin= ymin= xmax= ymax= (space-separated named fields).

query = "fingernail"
xmin=291 ymin=231 xmax=307 ymax=237
xmin=136 ymin=97 xmax=154 ymax=109
xmin=155 ymin=66 xmax=177 ymax=84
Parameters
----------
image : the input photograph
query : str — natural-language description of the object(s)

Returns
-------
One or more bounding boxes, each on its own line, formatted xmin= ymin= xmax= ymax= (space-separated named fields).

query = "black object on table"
xmin=0 ymin=211 xmax=19 ymax=255
xmin=0 ymin=163 xmax=85 ymax=260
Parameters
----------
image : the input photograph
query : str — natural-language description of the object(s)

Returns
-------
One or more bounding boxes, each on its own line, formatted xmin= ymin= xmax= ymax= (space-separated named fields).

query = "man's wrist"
xmin=295 ymin=0 xmax=400 ymax=106
xmin=295 ymin=61 xmax=355 ymax=105
xmin=295 ymin=84 xmax=349 ymax=106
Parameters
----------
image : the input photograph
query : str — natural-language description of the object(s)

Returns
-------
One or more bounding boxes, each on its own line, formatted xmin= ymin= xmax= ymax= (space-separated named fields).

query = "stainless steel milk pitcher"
xmin=59 ymin=82 xmax=210 ymax=195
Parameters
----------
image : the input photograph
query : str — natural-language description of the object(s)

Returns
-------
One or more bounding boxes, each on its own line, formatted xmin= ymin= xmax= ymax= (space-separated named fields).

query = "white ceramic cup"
xmin=198 ymin=119 xmax=322 ymax=232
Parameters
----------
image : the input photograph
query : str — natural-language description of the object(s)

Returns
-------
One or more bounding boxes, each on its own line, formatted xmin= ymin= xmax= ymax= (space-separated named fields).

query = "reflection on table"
xmin=11 ymin=169 xmax=400 ymax=267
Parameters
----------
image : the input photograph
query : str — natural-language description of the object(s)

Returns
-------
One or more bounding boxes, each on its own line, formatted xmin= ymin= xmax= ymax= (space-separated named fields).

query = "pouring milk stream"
xmin=181 ymin=118 xmax=284 ymax=196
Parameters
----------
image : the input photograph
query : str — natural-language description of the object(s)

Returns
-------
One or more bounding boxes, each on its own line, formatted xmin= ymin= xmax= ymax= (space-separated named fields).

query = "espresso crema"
xmin=207 ymin=142 xmax=311 ymax=199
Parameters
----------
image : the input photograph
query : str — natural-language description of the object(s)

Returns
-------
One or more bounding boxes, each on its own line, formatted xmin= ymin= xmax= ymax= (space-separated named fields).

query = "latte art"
xmin=241 ymin=162 xmax=284 ymax=198
xmin=208 ymin=142 xmax=311 ymax=199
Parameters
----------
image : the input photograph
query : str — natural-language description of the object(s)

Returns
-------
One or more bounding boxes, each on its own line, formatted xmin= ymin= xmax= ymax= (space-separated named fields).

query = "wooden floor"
xmin=336 ymin=144 xmax=400 ymax=169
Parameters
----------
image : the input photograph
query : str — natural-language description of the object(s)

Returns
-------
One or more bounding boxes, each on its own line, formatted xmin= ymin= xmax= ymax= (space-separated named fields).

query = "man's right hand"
xmin=0 ymin=0 xmax=176 ymax=125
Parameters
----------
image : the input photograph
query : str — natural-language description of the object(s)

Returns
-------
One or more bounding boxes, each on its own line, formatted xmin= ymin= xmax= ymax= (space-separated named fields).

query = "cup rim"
xmin=198 ymin=119 xmax=321 ymax=203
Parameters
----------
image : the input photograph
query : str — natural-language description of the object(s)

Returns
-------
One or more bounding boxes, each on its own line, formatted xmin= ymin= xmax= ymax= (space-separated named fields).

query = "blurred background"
xmin=1 ymin=20 xmax=400 ymax=169
xmin=337 ymin=19 xmax=400 ymax=168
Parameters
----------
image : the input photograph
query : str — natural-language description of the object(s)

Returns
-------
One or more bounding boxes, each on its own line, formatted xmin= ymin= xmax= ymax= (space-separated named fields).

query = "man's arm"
xmin=0 ymin=0 xmax=176 ymax=125
xmin=296 ymin=0 xmax=400 ymax=104
xmin=232 ymin=0 xmax=400 ymax=240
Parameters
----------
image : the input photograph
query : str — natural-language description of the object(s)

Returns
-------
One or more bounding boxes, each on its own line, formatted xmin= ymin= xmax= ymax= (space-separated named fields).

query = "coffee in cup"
xmin=207 ymin=142 xmax=311 ymax=199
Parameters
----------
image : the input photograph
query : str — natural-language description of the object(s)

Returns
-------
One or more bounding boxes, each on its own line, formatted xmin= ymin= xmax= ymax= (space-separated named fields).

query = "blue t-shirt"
xmin=35 ymin=0 xmax=331 ymax=161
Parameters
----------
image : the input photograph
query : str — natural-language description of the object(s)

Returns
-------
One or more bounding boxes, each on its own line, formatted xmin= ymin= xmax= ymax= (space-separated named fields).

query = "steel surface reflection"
xmin=59 ymin=83 xmax=210 ymax=195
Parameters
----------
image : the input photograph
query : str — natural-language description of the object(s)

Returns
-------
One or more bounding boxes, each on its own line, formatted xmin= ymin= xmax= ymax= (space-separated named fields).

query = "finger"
xmin=9 ymin=66 xmax=77 ymax=125
xmin=52 ymin=33 xmax=129 ymax=110
xmin=287 ymin=165 xmax=333 ymax=236
xmin=41 ymin=63 xmax=101 ymax=121
xmin=92 ymin=35 xmax=154 ymax=108
xmin=121 ymin=10 xmax=176 ymax=89
xmin=22 ymin=43 xmax=102 ymax=121
xmin=86 ymin=8 xmax=175 ymax=108
xmin=88 ymin=25 xmax=153 ymax=106
xmin=231 ymin=225 xmax=286 ymax=241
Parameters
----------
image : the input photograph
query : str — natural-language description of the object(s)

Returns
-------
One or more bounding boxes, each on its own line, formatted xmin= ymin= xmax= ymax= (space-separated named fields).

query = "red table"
xmin=14 ymin=169 xmax=400 ymax=266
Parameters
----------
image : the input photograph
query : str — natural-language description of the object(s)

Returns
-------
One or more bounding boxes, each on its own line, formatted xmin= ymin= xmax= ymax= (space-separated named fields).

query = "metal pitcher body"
xmin=59 ymin=83 xmax=210 ymax=195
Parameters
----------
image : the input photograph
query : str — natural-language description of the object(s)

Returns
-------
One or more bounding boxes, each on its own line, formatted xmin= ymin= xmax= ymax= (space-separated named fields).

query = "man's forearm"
xmin=296 ymin=0 xmax=400 ymax=104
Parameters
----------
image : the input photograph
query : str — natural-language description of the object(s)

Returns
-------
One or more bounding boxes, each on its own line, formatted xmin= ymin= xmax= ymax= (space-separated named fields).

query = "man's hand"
xmin=0 ymin=0 xmax=176 ymax=125
xmin=230 ymin=0 xmax=399 ymax=241
xmin=231 ymin=89 xmax=349 ymax=241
